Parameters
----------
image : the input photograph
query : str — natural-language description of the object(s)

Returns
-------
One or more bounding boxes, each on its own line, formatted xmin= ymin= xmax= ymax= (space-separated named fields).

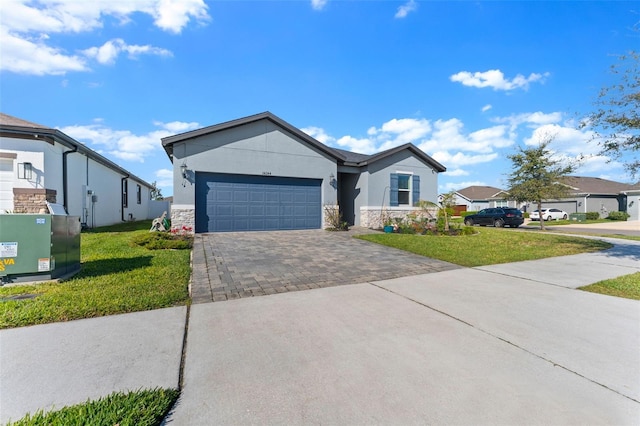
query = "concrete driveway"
xmin=166 ymin=239 xmax=640 ymax=425
xmin=190 ymin=229 xmax=460 ymax=303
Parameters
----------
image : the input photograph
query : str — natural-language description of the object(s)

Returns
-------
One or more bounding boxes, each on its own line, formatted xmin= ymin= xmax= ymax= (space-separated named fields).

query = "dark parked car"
xmin=464 ymin=208 xmax=524 ymax=228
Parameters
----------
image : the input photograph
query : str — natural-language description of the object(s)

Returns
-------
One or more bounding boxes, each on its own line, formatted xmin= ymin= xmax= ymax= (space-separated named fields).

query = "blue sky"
xmin=1 ymin=0 xmax=638 ymax=196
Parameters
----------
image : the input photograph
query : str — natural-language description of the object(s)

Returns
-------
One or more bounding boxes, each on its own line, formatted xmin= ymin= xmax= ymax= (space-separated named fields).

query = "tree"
xmin=584 ymin=50 xmax=639 ymax=177
xmin=150 ymin=181 xmax=164 ymax=200
xmin=506 ymin=138 xmax=576 ymax=230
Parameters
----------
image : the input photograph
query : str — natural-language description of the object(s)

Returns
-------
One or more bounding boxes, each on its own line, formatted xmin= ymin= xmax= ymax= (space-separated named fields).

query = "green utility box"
xmin=569 ymin=213 xmax=587 ymax=222
xmin=0 ymin=214 xmax=81 ymax=284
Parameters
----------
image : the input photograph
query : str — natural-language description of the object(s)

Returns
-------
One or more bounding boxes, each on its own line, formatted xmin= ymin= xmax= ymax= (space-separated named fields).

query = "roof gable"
xmin=162 ymin=111 xmax=345 ymax=161
xmin=457 ymin=185 xmax=506 ymax=200
xmin=162 ymin=112 xmax=446 ymax=172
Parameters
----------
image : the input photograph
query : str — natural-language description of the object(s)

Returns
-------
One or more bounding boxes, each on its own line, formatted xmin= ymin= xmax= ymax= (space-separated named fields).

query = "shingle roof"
xmin=161 ymin=111 xmax=446 ymax=172
xmin=0 ymin=113 xmax=49 ymax=129
xmin=1 ymin=112 xmax=153 ymax=188
xmin=560 ymin=176 xmax=638 ymax=194
xmin=457 ymin=185 xmax=506 ymax=200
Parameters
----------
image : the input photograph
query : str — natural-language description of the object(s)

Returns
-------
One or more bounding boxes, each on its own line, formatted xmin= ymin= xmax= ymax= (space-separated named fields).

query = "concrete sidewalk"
xmin=1 ymin=238 xmax=639 ymax=425
xmin=0 ymin=307 xmax=186 ymax=424
xmin=166 ymin=239 xmax=640 ymax=425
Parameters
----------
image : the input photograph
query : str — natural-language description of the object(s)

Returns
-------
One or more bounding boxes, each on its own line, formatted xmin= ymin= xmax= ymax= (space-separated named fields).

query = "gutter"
xmin=62 ymin=145 xmax=78 ymax=212
xmin=121 ymin=175 xmax=129 ymax=222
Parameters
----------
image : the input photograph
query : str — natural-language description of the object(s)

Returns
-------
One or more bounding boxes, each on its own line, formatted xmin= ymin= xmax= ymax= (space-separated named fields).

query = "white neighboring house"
xmin=0 ymin=113 xmax=153 ymax=227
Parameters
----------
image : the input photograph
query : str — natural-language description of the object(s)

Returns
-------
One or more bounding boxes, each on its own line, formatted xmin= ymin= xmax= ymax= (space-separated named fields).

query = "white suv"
xmin=530 ymin=208 xmax=569 ymax=221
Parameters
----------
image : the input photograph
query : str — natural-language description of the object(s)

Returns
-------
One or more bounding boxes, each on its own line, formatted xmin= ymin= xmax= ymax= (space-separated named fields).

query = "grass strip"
xmin=580 ymin=273 xmax=640 ymax=300
xmin=7 ymin=388 xmax=179 ymax=426
xmin=356 ymin=227 xmax=612 ymax=267
xmin=0 ymin=221 xmax=190 ymax=329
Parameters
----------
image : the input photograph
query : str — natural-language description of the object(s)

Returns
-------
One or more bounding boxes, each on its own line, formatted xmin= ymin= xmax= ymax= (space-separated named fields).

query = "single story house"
xmin=453 ymin=177 xmax=640 ymax=219
xmin=161 ymin=112 xmax=446 ymax=233
xmin=451 ymin=186 xmax=516 ymax=213
xmin=536 ymin=176 xmax=640 ymax=219
xmin=0 ymin=113 xmax=154 ymax=227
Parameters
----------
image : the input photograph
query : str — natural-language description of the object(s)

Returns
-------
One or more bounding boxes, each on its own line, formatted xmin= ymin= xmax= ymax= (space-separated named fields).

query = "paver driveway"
xmin=190 ymin=228 xmax=460 ymax=303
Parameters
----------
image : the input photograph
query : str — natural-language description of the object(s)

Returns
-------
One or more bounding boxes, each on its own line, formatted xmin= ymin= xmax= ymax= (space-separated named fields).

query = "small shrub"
xmin=523 ymin=212 xmax=530 ymax=219
xmin=607 ymin=211 xmax=630 ymax=221
xmin=586 ymin=212 xmax=600 ymax=220
xmin=461 ymin=211 xmax=477 ymax=217
xmin=132 ymin=232 xmax=193 ymax=250
xmin=324 ymin=204 xmax=349 ymax=231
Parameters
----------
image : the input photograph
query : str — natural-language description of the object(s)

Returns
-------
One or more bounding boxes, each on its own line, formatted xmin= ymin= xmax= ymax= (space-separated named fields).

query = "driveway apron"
xmin=190 ymin=229 xmax=460 ymax=303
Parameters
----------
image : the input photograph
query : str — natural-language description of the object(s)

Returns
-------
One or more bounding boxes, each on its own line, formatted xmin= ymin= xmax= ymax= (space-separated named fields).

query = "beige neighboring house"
xmin=451 ymin=186 xmax=517 ymax=213
xmin=451 ymin=177 xmax=640 ymax=219
xmin=0 ymin=113 xmax=154 ymax=227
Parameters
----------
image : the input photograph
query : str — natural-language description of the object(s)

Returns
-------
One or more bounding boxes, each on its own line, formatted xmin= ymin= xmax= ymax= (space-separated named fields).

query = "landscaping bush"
xmin=607 ymin=211 xmax=630 ymax=221
xmin=460 ymin=211 xmax=477 ymax=217
xmin=132 ymin=232 xmax=193 ymax=250
xmin=523 ymin=211 xmax=530 ymax=219
xmin=586 ymin=212 xmax=600 ymax=220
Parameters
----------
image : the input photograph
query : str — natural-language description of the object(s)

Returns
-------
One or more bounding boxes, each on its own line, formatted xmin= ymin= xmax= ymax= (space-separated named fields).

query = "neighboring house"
xmin=539 ymin=176 xmax=640 ymax=218
xmin=452 ymin=177 xmax=640 ymax=219
xmin=0 ymin=113 xmax=153 ymax=227
xmin=451 ymin=186 xmax=516 ymax=212
xmin=161 ymin=111 xmax=446 ymax=233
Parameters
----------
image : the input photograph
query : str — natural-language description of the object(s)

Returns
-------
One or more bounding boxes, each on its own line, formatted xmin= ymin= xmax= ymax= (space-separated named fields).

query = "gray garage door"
xmin=195 ymin=173 xmax=322 ymax=233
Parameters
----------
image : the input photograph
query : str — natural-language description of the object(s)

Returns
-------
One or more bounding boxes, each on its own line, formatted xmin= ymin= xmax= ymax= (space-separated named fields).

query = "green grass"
xmin=356 ymin=227 xmax=612 ymax=267
xmin=580 ymin=273 xmax=640 ymax=300
xmin=0 ymin=221 xmax=190 ymax=329
xmin=7 ymin=388 xmax=179 ymax=426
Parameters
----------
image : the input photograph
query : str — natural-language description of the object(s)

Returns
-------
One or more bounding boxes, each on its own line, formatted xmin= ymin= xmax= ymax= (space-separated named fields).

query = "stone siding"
xmin=360 ymin=206 xmax=420 ymax=229
xmin=12 ymin=188 xmax=57 ymax=213
xmin=171 ymin=208 xmax=195 ymax=234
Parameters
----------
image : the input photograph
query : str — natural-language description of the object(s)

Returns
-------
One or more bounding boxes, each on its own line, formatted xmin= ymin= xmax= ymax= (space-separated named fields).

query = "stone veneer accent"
xmin=171 ymin=207 xmax=195 ymax=234
xmin=359 ymin=206 xmax=438 ymax=229
xmin=12 ymin=188 xmax=56 ymax=213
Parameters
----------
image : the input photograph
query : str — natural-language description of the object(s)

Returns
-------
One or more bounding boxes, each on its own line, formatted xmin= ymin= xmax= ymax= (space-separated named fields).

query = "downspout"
xmin=121 ymin=175 xmax=129 ymax=222
xmin=62 ymin=145 xmax=78 ymax=213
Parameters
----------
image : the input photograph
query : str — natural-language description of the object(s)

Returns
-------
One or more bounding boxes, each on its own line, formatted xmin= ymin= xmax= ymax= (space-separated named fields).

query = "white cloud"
xmin=0 ymin=0 xmax=209 ymax=75
xmin=59 ymin=120 xmax=200 ymax=163
xmin=395 ymin=0 xmax=418 ymax=19
xmin=336 ymin=135 xmax=378 ymax=154
xmin=82 ymin=39 xmax=172 ymax=65
xmin=311 ymin=0 xmax=328 ymax=11
xmin=443 ymin=169 xmax=469 ymax=177
xmin=440 ymin=181 xmax=486 ymax=192
xmin=301 ymin=126 xmax=336 ymax=145
xmin=0 ymin=27 xmax=88 ymax=75
xmin=450 ymin=69 xmax=550 ymax=91
xmin=154 ymin=168 xmax=174 ymax=189
xmin=482 ymin=104 xmax=492 ymax=112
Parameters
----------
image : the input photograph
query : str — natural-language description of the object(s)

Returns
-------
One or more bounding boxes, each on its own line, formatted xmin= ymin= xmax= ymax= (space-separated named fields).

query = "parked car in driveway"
xmin=529 ymin=208 xmax=569 ymax=221
xmin=463 ymin=208 xmax=524 ymax=228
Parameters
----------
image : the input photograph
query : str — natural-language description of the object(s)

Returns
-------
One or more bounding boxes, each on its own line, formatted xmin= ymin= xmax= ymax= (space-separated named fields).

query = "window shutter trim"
xmin=390 ymin=173 xmax=399 ymax=206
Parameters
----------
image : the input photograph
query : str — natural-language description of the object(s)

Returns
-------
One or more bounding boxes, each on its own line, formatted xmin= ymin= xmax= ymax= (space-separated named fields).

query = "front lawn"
xmin=8 ymin=388 xmax=178 ymax=426
xmin=356 ymin=227 xmax=612 ymax=267
xmin=580 ymin=273 xmax=640 ymax=300
xmin=0 ymin=221 xmax=191 ymax=329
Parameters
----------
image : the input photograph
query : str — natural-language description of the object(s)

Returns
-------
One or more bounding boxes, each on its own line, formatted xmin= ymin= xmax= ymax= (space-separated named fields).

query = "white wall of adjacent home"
xmin=0 ymin=136 xmax=151 ymax=226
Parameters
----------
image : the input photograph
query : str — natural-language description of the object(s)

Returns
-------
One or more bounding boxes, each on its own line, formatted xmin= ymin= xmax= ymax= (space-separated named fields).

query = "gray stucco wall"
xmin=171 ymin=119 xmax=337 ymax=230
xmin=366 ymin=150 xmax=439 ymax=206
xmin=339 ymin=150 xmax=440 ymax=227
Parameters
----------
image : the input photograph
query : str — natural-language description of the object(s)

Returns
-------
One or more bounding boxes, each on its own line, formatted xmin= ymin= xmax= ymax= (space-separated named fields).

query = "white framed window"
xmin=397 ymin=173 xmax=412 ymax=206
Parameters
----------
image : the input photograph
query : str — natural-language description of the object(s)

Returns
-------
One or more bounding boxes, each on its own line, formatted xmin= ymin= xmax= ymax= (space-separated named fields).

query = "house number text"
xmin=262 ymin=172 xmax=272 ymax=176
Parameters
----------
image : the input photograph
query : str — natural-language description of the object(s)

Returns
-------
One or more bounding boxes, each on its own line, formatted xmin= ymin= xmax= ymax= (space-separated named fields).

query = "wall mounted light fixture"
xmin=180 ymin=163 xmax=188 ymax=178
xmin=18 ymin=162 xmax=33 ymax=180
